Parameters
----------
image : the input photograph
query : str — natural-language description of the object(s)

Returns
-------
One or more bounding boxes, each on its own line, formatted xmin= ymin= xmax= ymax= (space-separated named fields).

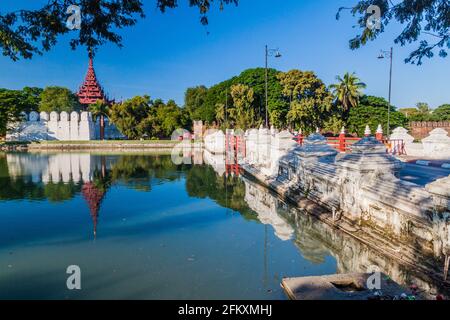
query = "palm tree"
xmin=329 ymin=72 xmax=366 ymax=117
xmin=215 ymin=103 xmax=226 ymax=126
xmin=90 ymin=99 xmax=109 ymax=140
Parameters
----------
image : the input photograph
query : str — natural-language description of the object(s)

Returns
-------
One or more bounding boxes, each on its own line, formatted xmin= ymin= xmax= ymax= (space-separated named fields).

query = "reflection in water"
xmin=0 ymin=151 xmax=448 ymax=298
xmin=82 ymin=182 xmax=105 ymax=238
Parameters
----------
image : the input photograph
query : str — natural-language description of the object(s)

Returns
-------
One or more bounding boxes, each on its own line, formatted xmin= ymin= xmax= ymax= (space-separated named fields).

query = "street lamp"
xmin=378 ymin=47 xmax=394 ymax=137
xmin=265 ymin=45 xmax=282 ymax=128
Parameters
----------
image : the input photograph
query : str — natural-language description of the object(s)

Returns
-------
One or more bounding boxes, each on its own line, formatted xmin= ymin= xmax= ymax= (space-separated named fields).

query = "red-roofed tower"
xmin=77 ymin=53 xmax=109 ymax=107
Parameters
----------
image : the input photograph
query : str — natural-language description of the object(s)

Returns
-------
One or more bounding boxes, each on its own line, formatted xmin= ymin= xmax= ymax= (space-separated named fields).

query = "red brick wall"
xmin=410 ymin=122 xmax=450 ymax=140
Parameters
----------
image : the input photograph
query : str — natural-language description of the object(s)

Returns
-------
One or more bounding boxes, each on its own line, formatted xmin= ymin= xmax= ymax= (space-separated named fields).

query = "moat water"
xmin=0 ymin=152 xmax=446 ymax=299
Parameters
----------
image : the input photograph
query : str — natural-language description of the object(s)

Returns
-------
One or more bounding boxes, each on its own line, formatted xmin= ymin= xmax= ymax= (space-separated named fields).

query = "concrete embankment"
xmin=242 ymin=165 xmax=450 ymax=294
xmin=24 ymin=141 xmax=181 ymax=151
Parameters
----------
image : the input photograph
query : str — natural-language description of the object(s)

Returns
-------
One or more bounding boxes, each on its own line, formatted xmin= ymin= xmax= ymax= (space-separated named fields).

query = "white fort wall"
xmin=7 ymin=111 xmax=124 ymax=141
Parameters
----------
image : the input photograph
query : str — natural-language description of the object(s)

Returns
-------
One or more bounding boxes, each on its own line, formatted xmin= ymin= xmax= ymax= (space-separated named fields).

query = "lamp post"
xmin=378 ymin=47 xmax=394 ymax=137
xmin=265 ymin=45 xmax=282 ymax=128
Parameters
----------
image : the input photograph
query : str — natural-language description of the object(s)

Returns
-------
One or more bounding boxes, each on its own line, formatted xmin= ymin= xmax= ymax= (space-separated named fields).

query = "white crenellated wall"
xmin=7 ymin=111 xmax=102 ymax=141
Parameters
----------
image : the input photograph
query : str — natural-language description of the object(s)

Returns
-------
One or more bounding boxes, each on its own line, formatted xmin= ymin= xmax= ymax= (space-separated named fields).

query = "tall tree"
xmin=188 ymin=68 xmax=286 ymax=126
xmin=154 ymin=99 xmax=185 ymax=137
xmin=184 ymin=86 xmax=208 ymax=120
xmin=347 ymin=95 xmax=407 ymax=136
xmin=0 ymin=89 xmax=25 ymax=137
xmin=21 ymin=87 xmax=43 ymax=112
xmin=109 ymin=95 xmax=151 ymax=139
xmin=0 ymin=0 xmax=238 ymax=61
xmin=229 ymin=84 xmax=256 ymax=130
xmin=90 ymin=99 xmax=110 ymax=140
xmin=278 ymin=70 xmax=333 ymax=133
xmin=431 ymin=104 xmax=450 ymax=120
xmin=215 ymin=103 xmax=226 ymax=127
xmin=39 ymin=86 xmax=80 ymax=113
xmin=329 ymin=72 xmax=366 ymax=119
xmin=416 ymin=102 xmax=431 ymax=115
xmin=338 ymin=0 xmax=449 ymax=64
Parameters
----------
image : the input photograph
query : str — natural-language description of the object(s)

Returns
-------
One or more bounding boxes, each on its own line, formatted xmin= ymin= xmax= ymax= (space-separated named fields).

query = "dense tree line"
xmin=0 ymin=86 xmax=81 ymax=136
xmin=183 ymin=68 xmax=415 ymax=135
xmin=1 ymin=70 xmax=448 ymax=139
xmin=184 ymin=68 xmax=284 ymax=127
xmin=0 ymin=87 xmax=188 ymax=139
xmin=108 ymin=96 xmax=189 ymax=140
xmin=399 ymin=103 xmax=450 ymax=122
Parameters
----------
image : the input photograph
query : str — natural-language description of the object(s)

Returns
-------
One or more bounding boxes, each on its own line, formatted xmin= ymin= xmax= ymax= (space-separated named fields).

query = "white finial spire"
xmin=340 ymin=126 xmax=346 ymax=135
xmin=364 ymin=125 xmax=371 ymax=136
xmin=376 ymin=124 xmax=383 ymax=134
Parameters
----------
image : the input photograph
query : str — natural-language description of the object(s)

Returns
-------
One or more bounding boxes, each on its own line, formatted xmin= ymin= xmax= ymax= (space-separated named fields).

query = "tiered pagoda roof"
xmin=82 ymin=182 xmax=106 ymax=238
xmin=77 ymin=53 xmax=109 ymax=106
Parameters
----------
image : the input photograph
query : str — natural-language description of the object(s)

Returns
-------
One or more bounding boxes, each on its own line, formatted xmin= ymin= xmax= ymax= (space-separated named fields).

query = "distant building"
xmin=7 ymin=54 xmax=124 ymax=141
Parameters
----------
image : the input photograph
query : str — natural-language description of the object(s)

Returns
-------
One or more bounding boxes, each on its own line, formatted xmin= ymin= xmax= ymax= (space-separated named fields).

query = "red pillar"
xmin=339 ymin=132 xmax=346 ymax=153
xmin=376 ymin=132 xmax=383 ymax=141
xmin=297 ymin=133 xmax=303 ymax=145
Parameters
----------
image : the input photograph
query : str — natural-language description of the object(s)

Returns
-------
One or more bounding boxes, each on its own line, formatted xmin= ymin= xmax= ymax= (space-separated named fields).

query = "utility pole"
xmin=378 ymin=47 xmax=394 ymax=137
xmin=265 ymin=45 xmax=282 ymax=128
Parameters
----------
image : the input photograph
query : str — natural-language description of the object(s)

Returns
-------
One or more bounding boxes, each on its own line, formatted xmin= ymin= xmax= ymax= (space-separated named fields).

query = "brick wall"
xmin=410 ymin=121 xmax=450 ymax=140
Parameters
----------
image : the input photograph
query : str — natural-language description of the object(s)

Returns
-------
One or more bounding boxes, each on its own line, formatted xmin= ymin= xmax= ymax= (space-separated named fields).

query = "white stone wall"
xmin=245 ymin=132 xmax=450 ymax=260
xmin=6 ymin=111 xmax=122 ymax=141
xmin=391 ymin=126 xmax=450 ymax=159
xmin=243 ymin=127 xmax=296 ymax=177
xmin=204 ymin=129 xmax=226 ymax=154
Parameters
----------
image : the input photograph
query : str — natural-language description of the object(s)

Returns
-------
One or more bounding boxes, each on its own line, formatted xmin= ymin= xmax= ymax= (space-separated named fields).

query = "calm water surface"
xmin=0 ymin=152 xmax=339 ymax=299
xmin=2 ymin=151 xmax=407 ymax=299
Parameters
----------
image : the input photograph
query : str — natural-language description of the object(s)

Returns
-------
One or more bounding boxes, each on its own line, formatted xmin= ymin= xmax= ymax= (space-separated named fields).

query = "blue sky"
xmin=1 ymin=0 xmax=449 ymax=109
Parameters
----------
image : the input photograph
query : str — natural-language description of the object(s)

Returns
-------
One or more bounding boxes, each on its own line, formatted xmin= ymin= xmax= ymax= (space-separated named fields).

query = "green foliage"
xmin=399 ymin=103 xmax=450 ymax=121
xmin=329 ymin=72 xmax=366 ymax=117
xmin=323 ymin=115 xmax=345 ymax=135
xmin=184 ymin=86 xmax=209 ymax=121
xmin=399 ymin=108 xmax=422 ymax=119
xmin=0 ymin=87 xmax=44 ymax=136
xmin=109 ymin=95 xmax=152 ymax=140
xmin=432 ymin=104 xmax=450 ymax=121
xmin=229 ymin=84 xmax=256 ymax=130
xmin=109 ymin=96 xmax=187 ymax=139
xmin=89 ymin=100 xmax=110 ymax=121
xmin=416 ymin=102 xmax=431 ymax=114
xmin=90 ymin=100 xmax=110 ymax=140
xmin=20 ymin=87 xmax=43 ymax=112
xmin=0 ymin=153 xmax=257 ymax=223
xmin=278 ymin=70 xmax=333 ymax=133
xmin=185 ymin=165 xmax=256 ymax=221
xmin=0 ymin=1 xmax=237 ymax=61
xmin=39 ymin=86 xmax=81 ymax=113
xmin=147 ymin=99 xmax=187 ymax=138
xmin=338 ymin=0 xmax=449 ymax=64
xmin=184 ymin=68 xmax=287 ymax=126
xmin=347 ymin=95 xmax=407 ymax=136
xmin=0 ymin=90 xmax=25 ymax=136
